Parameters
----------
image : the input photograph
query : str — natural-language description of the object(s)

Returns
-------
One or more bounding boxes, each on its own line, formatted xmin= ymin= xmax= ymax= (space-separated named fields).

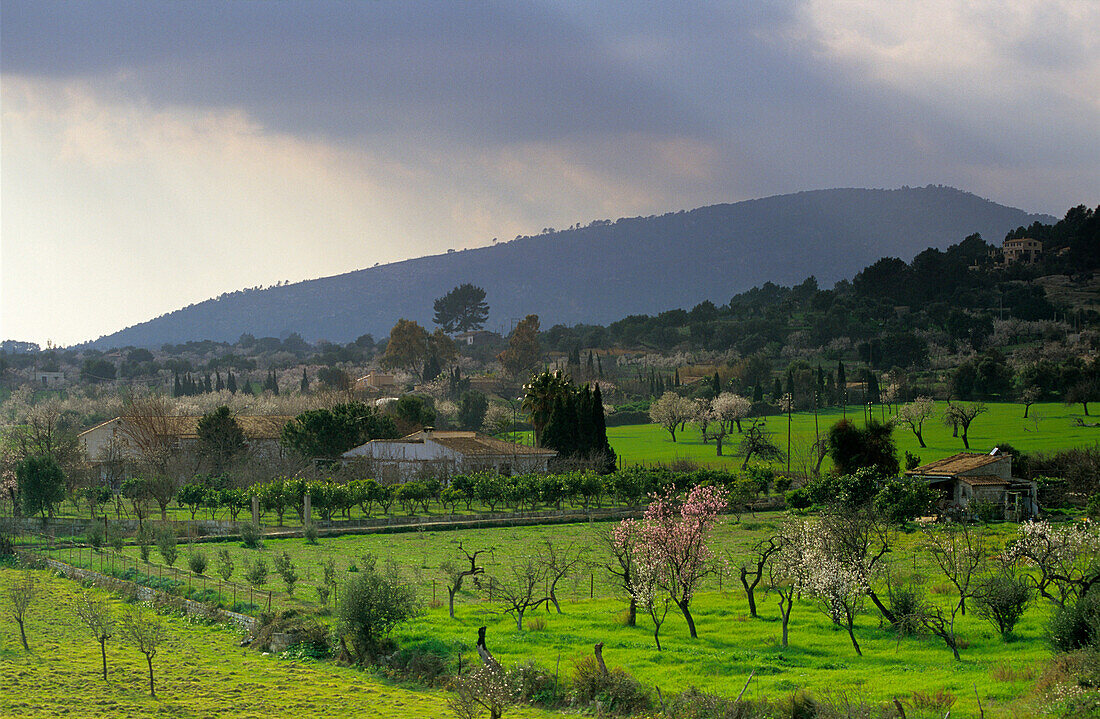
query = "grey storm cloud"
xmin=1 ymin=1 xmax=715 ymax=144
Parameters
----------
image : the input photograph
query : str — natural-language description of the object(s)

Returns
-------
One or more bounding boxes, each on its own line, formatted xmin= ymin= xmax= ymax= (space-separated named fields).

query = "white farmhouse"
xmin=342 ymin=428 xmax=556 ymax=484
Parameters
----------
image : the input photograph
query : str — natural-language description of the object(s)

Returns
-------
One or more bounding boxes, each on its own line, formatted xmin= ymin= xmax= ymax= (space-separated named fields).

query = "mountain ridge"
xmin=87 ymin=186 xmax=1054 ymax=349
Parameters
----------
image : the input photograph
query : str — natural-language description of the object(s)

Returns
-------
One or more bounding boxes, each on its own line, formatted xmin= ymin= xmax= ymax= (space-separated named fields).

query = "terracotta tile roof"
xmin=959 ymin=475 xmax=1010 ymax=486
xmin=404 ymin=430 xmax=557 ymax=457
xmin=907 ymin=452 xmax=1005 ymax=476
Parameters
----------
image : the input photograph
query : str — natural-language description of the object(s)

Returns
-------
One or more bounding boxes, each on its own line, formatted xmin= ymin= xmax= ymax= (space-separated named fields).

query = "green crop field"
xmin=47 ymin=517 xmax=1077 ymax=717
xmin=0 ymin=565 xmax=554 ymax=719
xmin=606 ymin=401 xmax=1099 ymax=471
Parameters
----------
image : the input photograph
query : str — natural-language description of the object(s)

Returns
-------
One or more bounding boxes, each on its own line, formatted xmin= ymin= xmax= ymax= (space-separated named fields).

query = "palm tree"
xmin=521 ymin=370 xmax=572 ymax=447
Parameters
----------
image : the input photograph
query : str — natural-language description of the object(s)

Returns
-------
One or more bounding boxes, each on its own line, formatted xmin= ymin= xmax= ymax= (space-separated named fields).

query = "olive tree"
xmin=337 ymin=553 xmax=420 ymax=664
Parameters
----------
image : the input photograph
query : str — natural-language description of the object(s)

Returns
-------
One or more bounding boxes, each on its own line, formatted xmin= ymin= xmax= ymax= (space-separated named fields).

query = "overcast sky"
xmin=3 ymin=1 xmax=1098 ymax=347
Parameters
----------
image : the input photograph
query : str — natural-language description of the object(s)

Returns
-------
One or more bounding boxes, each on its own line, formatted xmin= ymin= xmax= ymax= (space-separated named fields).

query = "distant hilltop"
xmin=86 ymin=186 xmax=1053 ymax=349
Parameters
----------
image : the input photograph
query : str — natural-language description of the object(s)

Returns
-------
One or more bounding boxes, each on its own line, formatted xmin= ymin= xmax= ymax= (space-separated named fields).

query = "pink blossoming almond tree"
xmin=616 ymin=484 xmax=728 ymax=640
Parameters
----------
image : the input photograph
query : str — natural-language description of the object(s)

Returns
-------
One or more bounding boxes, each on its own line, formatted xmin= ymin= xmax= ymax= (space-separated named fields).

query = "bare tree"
xmin=923 ymin=522 xmax=987 ymax=615
xmin=737 ymin=536 xmax=783 ymax=618
xmin=942 ymin=401 xmax=987 ymax=450
xmin=538 ymin=539 xmax=586 ymax=614
xmin=5 ymin=570 xmax=37 ymax=651
xmin=120 ymin=607 xmax=167 ymax=697
xmin=766 ymin=521 xmax=813 ymax=648
xmin=441 ymin=542 xmax=490 ymax=619
xmin=737 ymin=420 xmax=783 ymax=470
xmin=597 ymin=524 xmax=638 ymax=626
xmin=117 ymin=395 xmax=180 ymax=472
xmin=72 ymin=590 xmax=114 ymax=680
xmin=486 ymin=558 xmax=549 ymax=631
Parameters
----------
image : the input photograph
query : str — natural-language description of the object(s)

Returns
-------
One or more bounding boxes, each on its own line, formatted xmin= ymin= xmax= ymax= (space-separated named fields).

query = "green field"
xmin=44 ymin=517 xmax=1074 ymax=717
xmin=607 ymin=401 xmax=1098 ymax=471
xmin=0 ymin=565 xmax=555 ymax=719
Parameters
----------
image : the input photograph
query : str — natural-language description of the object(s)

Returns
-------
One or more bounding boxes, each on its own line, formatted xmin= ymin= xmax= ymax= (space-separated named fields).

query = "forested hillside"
xmin=86 ymin=186 xmax=1051 ymax=348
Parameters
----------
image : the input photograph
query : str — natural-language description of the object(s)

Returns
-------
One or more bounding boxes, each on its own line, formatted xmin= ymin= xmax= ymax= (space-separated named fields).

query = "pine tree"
xmin=227 ymin=371 xmax=237 ymax=394
xmin=300 ymin=368 xmax=309 ymax=393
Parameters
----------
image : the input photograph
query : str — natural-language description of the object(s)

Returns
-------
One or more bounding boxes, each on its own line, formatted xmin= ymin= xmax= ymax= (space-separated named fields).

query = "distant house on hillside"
xmin=999 ymin=237 xmax=1043 ymax=265
xmin=906 ymin=450 xmax=1038 ymax=519
xmin=33 ymin=370 xmax=65 ymax=388
xmin=356 ymin=372 xmax=398 ymax=391
xmin=453 ymin=330 xmax=494 ymax=346
xmin=342 ymin=428 xmax=556 ymax=484
xmin=80 ymin=415 xmax=293 ymax=464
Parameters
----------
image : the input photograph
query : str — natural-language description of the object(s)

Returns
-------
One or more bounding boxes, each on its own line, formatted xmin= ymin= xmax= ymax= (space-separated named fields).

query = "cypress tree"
xmin=712 ymin=371 xmax=721 ymax=398
xmin=753 ymin=384 xmax=763 ymax=402
xmin=837 ymin=361 xmax=847 ymax=406
xmin=674 ymin=369 xmax=680 ymax=387
xmin=591 ymin=384 xmax=616 ymax=472
xmin=597 ymin=355 xmax=603 ymax=378
xmin=541 ymin=395 xmax=569 ymax=455
xmin=586 ymin=351 xmax=594 ymax=377
xmin=204 ymin=374 xmax=212 ymax=393
xmin=270 ymin=370 xmax=279 ymax=395
xmin=215 ymin=371 xmax=224 ymax=392
xmin=173 ymin=372 xmax=182 ymax=397
xmin=576 ymin=385 xmax=596 ymax=456
xmin=227 ymin=371 xmax=237 ymax=394
xmin=785 ymin=367 xmax=795 ymax=397
xmin=300 ymin=368 xmax=309 ymax=393
xmin=238 ymin=375 xmax=251 ymax=395
xmin=772 ymin=377 xmax=782 ymax=401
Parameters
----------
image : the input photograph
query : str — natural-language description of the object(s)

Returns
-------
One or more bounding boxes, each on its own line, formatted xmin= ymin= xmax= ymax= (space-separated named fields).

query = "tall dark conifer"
xmin=227 ymin=371 xmax=237 ymax=394
xmin=591 ymin=383 xmax=616 ymax=472
xmin=173 ymin=372 xmax=182 ymax=397
xmin=215 ymin=371 xmax=224 ymax=392
xmin=300 ymin=368 xmax=309 ymax=393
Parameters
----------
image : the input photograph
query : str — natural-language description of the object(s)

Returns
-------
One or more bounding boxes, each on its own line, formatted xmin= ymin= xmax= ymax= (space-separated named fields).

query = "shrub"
xmin=216 ymin=548 xmax=234 ymax=581
xmin=304 ymin=523 xmax=319 ymax=545
xmin=273 ymin=550 xmax=299 ymax=595
xmin=889 ymin=585 xmax=924 ymax=636
xmin=509 ymin=660 xmax=557 ymax=705
xmin=85 ymin=523 xmax=105 ymax=550
xmin=785 ymin=488 xmax=812 ymax=510
xmin=136 ymin=528 xmax=153 ymax=562
xmin=974 ymin=573 xmax=1031 ymax=638
xmin=1049 ymin=586 xmax=1100 ymax=652
xmin=244 ymin=558 xmax=269 ymax=587
xmin=240 ymin=522 xmax=264 ymax=549
xmin=155 ymin=527 xmax=178 ymax=566
xmin=570 ymin=656 xmax=651 ymax=715
xmin=188 ymin=548 xmax=208 ymax=576
xmin=106 ymin=525 xmax=126 ymax=552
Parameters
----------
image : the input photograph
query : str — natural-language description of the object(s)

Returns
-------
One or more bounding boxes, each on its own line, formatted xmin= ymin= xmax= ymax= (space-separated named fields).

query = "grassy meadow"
xmin=0 ymin=565 xmax=555 ymax=719
xmin=44 ymin=516 xmax=1076 ymax=717
xmin=606 ymin=401 xmax=1099 ymax=471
